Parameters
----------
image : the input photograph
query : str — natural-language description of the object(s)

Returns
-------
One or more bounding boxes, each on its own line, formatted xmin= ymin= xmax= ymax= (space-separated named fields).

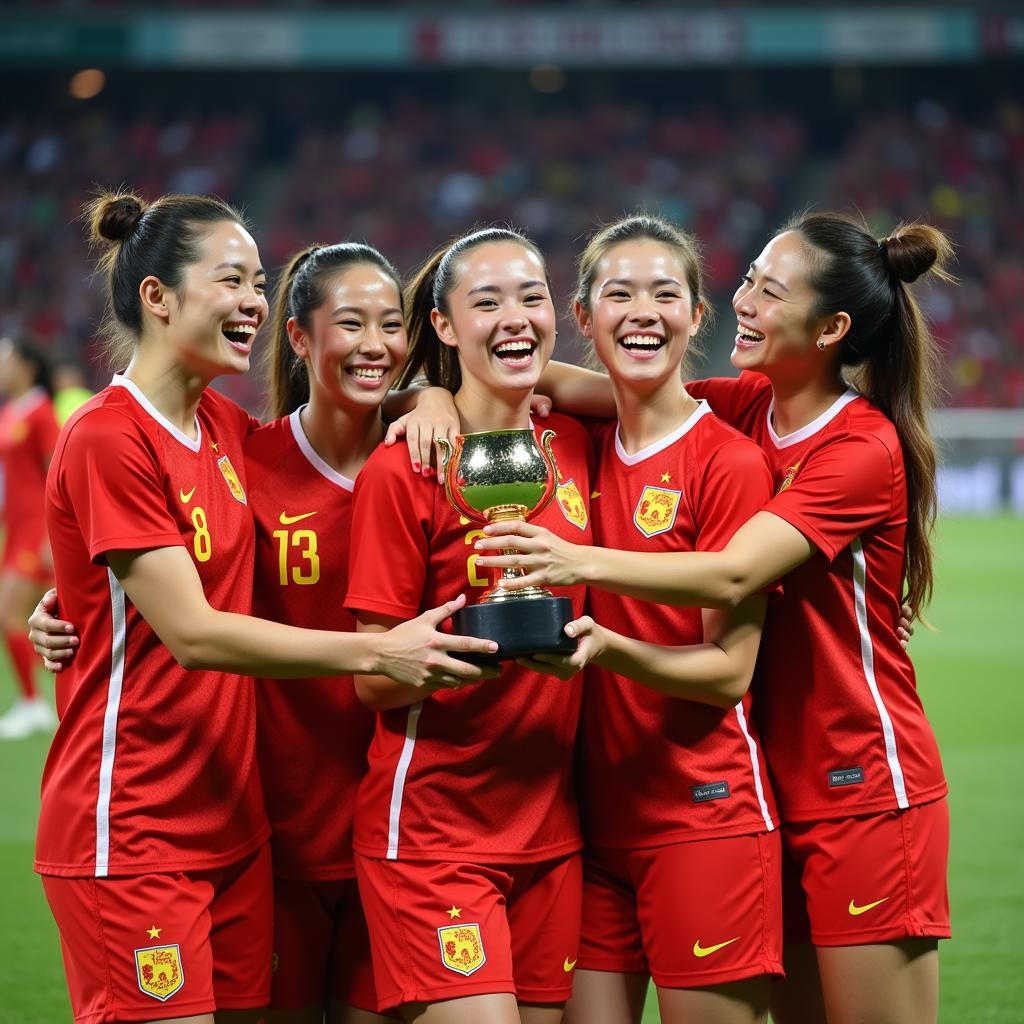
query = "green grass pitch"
xmin=0 ymin=516 xmax=1020 ymax=1022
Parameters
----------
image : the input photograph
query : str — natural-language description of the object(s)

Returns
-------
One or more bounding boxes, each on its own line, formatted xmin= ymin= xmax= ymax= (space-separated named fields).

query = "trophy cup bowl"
xmin=436 ymin=428 xmax=578 ymax=664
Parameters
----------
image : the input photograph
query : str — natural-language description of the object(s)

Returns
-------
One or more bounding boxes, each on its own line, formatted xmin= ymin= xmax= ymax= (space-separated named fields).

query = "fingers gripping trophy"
xmin=436 ymin=428 xmax=577 ymax=663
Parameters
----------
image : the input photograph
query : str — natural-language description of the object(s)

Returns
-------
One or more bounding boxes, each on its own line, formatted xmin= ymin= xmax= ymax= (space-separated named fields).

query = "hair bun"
xmin=881 ymin=224 xmax=952 ymax=284
xmin=90 ymin=192 xmax=147 ymax=244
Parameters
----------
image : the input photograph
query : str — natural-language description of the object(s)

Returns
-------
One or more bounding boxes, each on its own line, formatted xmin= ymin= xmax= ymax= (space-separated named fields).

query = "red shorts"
xmin=2 ymin=536 xmax=49 ymax=583
xmin=42 ymin=844 xmax=272 ymax=1024
xmin=355 ymin=853 xmax=582 ymax=1010
xmin=271 ymin=876 xmax=384 ymax=1014
xmin=579 ymin=832 xmax=783 ymax=988
xmin=781 ymin=798 xmax=950 ymax=946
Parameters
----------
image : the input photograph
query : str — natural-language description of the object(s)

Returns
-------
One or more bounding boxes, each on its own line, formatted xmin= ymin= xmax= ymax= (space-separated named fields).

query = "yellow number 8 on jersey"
xmin=191 ymin=506 xmax=212 ymax=562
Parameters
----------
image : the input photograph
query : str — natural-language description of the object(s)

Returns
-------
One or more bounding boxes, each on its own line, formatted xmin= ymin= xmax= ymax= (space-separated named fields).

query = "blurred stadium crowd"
xmin=1 ymin=94 xmax=1020 ymax=410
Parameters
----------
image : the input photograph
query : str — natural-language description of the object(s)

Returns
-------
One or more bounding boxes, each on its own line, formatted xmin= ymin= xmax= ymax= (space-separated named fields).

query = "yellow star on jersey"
xmin=210 ymin=440 xmax=220 ymax=453
xmin=590 ymin=491 xmax=601 ymax=499
xmin=446 ymin=905 xmax=462 ymax=920
xmin=660 ymin=472 xmax=671 ymax=483
xmin=146 ymin=926 xmax=162 ymax=939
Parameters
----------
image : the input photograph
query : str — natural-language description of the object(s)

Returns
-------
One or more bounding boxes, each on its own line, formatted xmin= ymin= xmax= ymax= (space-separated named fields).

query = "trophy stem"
xmin=484 ymin=506 xmax=529 ymax=523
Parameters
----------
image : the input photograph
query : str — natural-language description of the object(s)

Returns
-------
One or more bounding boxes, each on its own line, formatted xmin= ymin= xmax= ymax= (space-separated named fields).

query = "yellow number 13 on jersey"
xmin=273 ymin=529 xmax=321 ymax=585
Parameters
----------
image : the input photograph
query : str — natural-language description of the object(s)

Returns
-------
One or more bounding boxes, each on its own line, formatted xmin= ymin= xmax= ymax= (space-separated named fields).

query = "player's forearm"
xmin=595 ymin=631 xmax=752 ymax=709
xmin=354 ymin=672 xmax=428 ymax=711
xmin=172 ymin=610 xmax=381 ymax=678
xmin=538 ymin=360 xmax=616 ymax=418
xmin=583 ymin=546 xmax=744 ymax=609
xmin=583 ymin=513 xmax=814 ymax=608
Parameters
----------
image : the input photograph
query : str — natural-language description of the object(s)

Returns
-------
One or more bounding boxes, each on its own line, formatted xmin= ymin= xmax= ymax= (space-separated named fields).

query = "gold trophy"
xmin=436 ymin=428 xmax=577 ymax=662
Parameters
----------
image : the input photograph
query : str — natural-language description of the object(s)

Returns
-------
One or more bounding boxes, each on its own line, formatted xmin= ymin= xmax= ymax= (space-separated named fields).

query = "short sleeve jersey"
xmin=246 ymin=408 xmax=375 ymax=881
xmin=583 ymin=403 xmax=779 ymax=848
xmin=345 ymin=413 xmax=593 ymax=863
xmin=687 ymin=372 xmax=946 ymax=821
xmin=0 ymin=387 xmax=60 ymax=562
xmin=36 ymin=376 xmax=267 ymax=878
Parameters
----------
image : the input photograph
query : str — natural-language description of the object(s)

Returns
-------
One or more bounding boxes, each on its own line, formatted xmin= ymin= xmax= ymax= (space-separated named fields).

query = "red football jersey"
xmin=246 ymin=408 xmax=375 ymax=881
xmin=583 ymin=403 xmax=779 ymax=847
xmin=345 ymin=413 xmax=593 ymax=863
xmin=687 ymin=373 xmax=946 ymax=821
xmin=0 ymin=387 xmax=59 ymax=566
xmin=36 ymin=375 xmax=267 ymax=878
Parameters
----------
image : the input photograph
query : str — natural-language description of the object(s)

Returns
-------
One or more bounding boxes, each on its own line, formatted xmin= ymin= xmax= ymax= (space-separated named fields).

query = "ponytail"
xmin=397 ymin=244 xmax=462 ymax=392
xmin=789 ymin=212 xmax=955 ymax=616
xmin=265 ymin=245 xmax=318 ymax=419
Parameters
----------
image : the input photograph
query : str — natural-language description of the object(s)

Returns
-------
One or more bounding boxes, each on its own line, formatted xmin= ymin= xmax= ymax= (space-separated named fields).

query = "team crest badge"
xmin=633 ymin=485 xmax=682 ymax=538
xmin=777 ymin=460 xmax=801 ymax=494
xmin=437 ymin=923 xmax=486 ymax=977
xmin=217 ymin=455 xmax=247 ymax=505
xmin=134 ymin=944 xmax=184 ymax=1002
xmin=555 ymin=479 xmax=588 ymax=530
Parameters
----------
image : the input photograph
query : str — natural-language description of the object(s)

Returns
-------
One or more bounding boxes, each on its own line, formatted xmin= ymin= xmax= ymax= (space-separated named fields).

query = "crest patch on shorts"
xmin=134 ymin=944 xmax=184 ymax=1002
xmin=437 ymin=923 xmax=486 ymax=977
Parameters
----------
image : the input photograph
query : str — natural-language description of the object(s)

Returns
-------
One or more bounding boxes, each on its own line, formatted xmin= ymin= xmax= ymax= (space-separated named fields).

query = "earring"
xmin=817 ymin=339 xmax=826 ymax=350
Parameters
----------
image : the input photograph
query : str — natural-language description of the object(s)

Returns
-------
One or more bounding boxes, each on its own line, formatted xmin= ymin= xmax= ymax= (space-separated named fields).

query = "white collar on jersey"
xmin=109 ymin=373 xmax=202 ymax=452
xmin=614 ymin=400 xmax=711 ymax=467
xmin=766 ymin=387 xmax=860 ymax=450
xmin=288 ymin=406 xmax=356 ymax=492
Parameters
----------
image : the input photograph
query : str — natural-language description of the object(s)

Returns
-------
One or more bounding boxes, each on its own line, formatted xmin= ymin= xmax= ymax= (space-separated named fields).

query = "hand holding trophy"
xmin=436 ymin=428 xmax=577 ymax=663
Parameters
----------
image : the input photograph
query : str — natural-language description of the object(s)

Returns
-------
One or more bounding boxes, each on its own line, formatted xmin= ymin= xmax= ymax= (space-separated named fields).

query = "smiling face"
xmin=577 ymin=239 xmax=702 ymax=391
xmin=163 ymin=220 xmax=268 ymax=379
xmin=731 ymin=230 xmax=835 ymax=376
xmin=290 ymin=263 xmax=407 ymax=413
xmin=432 ymin=240 xmax=556 ymax=397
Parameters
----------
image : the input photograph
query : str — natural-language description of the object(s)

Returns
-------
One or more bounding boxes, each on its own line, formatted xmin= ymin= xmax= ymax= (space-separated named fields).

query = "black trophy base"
xmin=451 ymin=596 xmax=577 ymax=665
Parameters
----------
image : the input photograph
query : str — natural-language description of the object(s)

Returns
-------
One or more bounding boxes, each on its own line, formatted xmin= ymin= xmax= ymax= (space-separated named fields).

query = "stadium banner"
xmin=0 ymin=9 xmax=1018 ymax=67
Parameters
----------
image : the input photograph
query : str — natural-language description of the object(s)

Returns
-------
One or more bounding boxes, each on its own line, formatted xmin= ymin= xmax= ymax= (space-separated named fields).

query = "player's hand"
xmin=376 ymin=595 xmax=500 ymax=692
xmin=897 ymin=602 xmax=915 ymax=648
xmin=28 ymin=588 xmax=79 ymax=673
xmin=474 ymin=522 xmax=586 ymax=590
xmin=384 ymin=386 xmax=460 ymax=481
xmin=517 ymin=616 xmax=606 ymax=680
xmin=529 ymin=393 xmax=552 ymax=419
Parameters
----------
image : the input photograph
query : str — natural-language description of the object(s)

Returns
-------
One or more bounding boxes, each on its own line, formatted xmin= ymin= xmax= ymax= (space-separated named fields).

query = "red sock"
xmin=5 ymin=632 xmax=38 ymax=700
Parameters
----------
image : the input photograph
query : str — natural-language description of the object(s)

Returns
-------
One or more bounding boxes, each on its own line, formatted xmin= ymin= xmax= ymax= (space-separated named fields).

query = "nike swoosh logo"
xmin=848 ymin=897 xmax=888 ymax=916
xmin=179 ymin=486 xmax=197 ymax=503
xmin=563 ymin=958 xmax=577 ymax=972
xmin=693 ymin=937 xmax=739 ymax=958
xmin=279 ymin=511 xmax=317 ymax=525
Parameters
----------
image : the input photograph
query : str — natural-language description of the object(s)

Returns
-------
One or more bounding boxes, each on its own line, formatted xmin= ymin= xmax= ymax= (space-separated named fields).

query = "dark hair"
xmin=397 ymin=226 xmax=548 ymax=392
xmin=2 ymin=335 xmax=54 ymax=397
xmin=574 ymin=213 xmax=713 ymax=375
xmin=265 ymin=242 xmax=403 ymax=419
xmin=786 ymin=211 xmax=955 ymax=616
xmin=84 ymin=189 xmax=250 ymax=368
